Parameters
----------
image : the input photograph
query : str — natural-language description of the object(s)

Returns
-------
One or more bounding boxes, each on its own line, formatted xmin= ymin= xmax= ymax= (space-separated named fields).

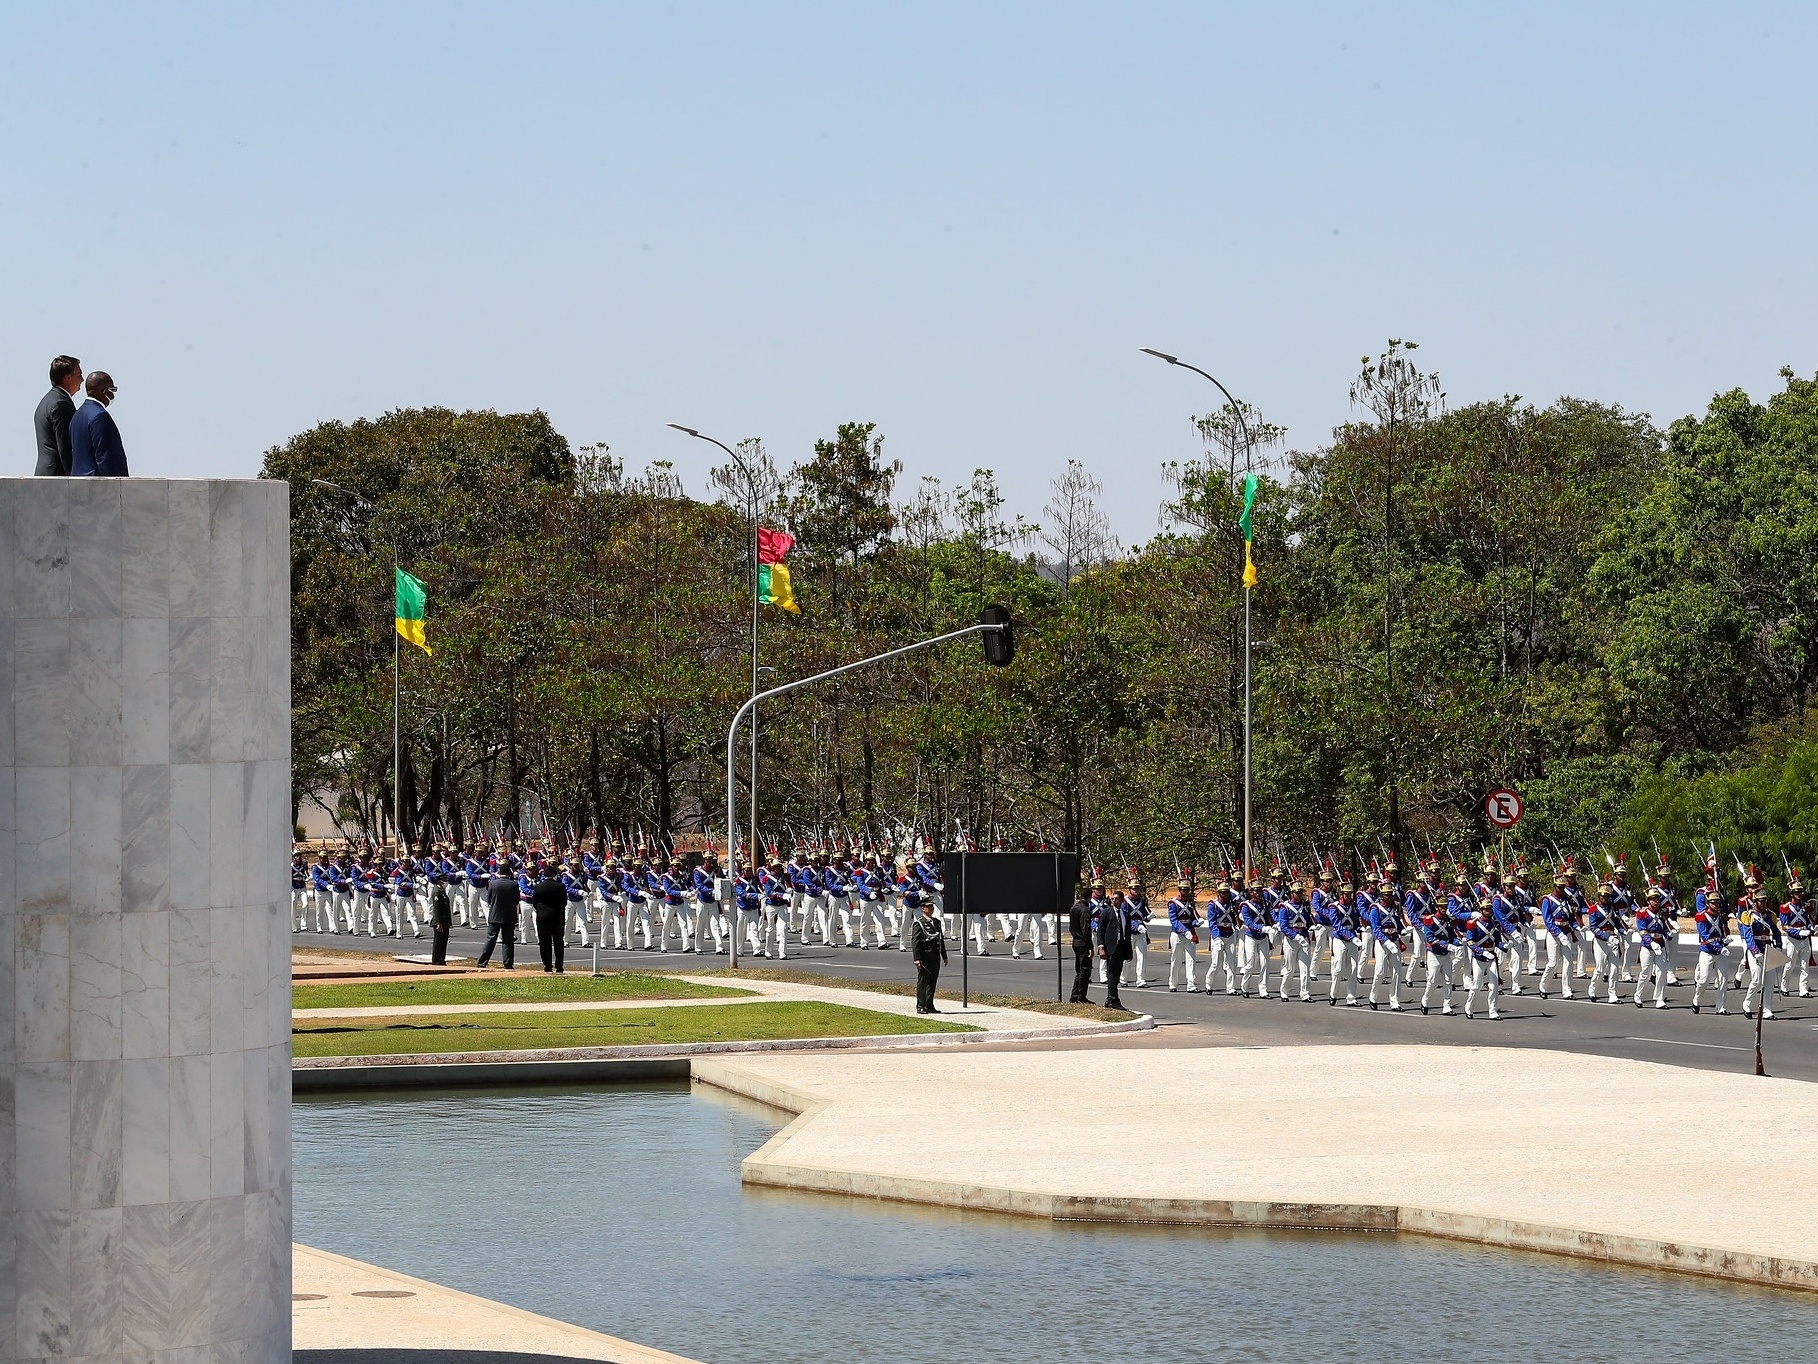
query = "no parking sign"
xmin=1485 ymin=788 xmax=1523 ymax=829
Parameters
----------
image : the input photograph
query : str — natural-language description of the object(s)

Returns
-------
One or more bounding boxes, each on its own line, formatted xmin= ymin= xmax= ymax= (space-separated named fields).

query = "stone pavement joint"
xmin=691 ymin=1044 xmax=1818 ymax=1294
xmin=294 ymin=1243 xmax=700 ymax=1363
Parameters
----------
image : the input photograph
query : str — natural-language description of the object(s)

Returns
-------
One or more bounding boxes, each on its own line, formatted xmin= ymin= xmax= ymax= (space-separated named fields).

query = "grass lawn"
xmin=292 ymin=971 xmax=753 ymax=1011
xmin=293 ymin=1000 xmax=975 ymax=1058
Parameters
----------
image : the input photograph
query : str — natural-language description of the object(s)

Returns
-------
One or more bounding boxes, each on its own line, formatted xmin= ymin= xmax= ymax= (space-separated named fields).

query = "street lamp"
xmin=668 ymin=425 xmax=763 ymax=877
xmin=1139 ymin=349 xmax=1259 ymax=890
xmin=311 ymin=478 xmax=408 ymax=895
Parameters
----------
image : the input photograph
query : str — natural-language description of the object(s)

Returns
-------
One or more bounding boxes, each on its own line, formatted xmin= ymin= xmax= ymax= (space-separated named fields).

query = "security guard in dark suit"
xmin=1068 ymin=884 xmax=1095 ymax=1003
xmin=477 ymin=872 xmax=520 ymax=969
xmin=1096 ymin=879 xmax=1129 ymax=1011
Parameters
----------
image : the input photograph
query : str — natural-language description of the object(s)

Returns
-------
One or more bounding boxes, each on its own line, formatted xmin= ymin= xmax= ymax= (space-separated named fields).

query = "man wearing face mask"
xmin=69 ymin=370 xmax=129 ymax=476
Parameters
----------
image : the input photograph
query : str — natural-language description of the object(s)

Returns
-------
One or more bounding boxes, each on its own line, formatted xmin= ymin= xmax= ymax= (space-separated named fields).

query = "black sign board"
xmin=940 ymin=851 xmax=1080 ymax=918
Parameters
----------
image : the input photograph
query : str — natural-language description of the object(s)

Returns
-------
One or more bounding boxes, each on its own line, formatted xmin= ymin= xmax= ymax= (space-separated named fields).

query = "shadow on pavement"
xmin=297 ymin=1353 xmax=623 ymax=1364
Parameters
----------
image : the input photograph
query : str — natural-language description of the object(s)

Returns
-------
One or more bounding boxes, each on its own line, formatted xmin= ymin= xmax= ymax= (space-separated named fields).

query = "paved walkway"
xmin=294 ymin=1244 xmax=699 ymax=1363
xmin=694 ymin=1043 xmax=1818 ymax=1292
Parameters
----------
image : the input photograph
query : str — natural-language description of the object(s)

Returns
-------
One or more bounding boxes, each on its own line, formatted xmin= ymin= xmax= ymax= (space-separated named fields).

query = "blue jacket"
xmin=1365 ymin=900 xmax=1401 ymax=947
xmin=1167 ymin=896 xmax=1199 ymax=935
xmin=69 ymin=400 xmax=128 ymax=477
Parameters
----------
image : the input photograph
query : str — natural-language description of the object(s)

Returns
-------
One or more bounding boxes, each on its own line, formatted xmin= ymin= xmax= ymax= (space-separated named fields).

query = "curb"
xmin=291 ymin=1012 xmax=1155 ymax=1091
xmin=691 ymin=1057 xmax=1818 ymax=1296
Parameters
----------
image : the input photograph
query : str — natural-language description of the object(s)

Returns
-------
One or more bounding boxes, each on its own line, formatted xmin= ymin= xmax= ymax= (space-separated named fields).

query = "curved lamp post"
xmin=1139 ymin=349 xmax=1259 ymax=889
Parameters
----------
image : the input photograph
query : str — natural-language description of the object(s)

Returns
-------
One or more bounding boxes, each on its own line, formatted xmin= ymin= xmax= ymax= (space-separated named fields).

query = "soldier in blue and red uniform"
xmin=1690 ymin=871 xmax=1729 ymax=1014
xmin=1418 ymin=896 xmax=1457 ymax=1016
xmin=1779 ymin=874 xmax=1813 ymax=999
xmin=1200 ymin=879 xmax=1239 ymax=996
xmin=1460 ymin=911 xmax=1501 ymax=1020
xmin=1364 ymin=870 xmax=1407 ymax=1011
xmin=1737 ymin=866 xmax=1781 ymax=1019
xmin=1631 ymin=887 xmax=1672 ymax=1008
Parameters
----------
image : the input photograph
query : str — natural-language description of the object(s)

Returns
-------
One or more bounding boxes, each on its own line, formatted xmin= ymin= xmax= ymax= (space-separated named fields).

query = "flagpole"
xmin=309 ymin=478 xmax=406 ymax=914
xmin=1138 ymin=350 xmax=1257 ymax=884
xmin=667 ymin=425 xmax=761 ymax=968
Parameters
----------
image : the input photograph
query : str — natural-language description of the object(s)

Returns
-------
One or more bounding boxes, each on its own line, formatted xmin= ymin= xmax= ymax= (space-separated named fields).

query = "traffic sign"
xmin=1485 ymin=788 xmax=1523 ymax=829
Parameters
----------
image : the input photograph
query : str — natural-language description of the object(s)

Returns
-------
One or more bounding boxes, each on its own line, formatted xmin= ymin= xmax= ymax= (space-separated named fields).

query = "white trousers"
xmin=1278 ymin=938 xmax=1309 ymax=999
xmin=1464 ymin=953 xmax=1499 ymax=1015
xmin=1127 ymin=932 xmax=1149 ymax=985
xmin=1540 ymin=934 xmax=1577 ymax=996
xmin=1421 ymin=950 xmax=1455 ymax=1010
xmin=1238 ymin=936 xmax=1271 ymax=994
xmin=1590 ymin=937 xmax=1622 ymax=1001
xmin=1780 ymin=938 xmax=1814 ymax=995
xmin=763 ymin=905 xmax=789 ymax=957
xmin=1692 ymin=950 xmax=1727 ymax=1008
xmin=1328 ymin=938 xmax=1359 ymax=1001
xmin=1742 ymin=950 xmax=1775 ymax=1016
xmin=1369 ymin=943 xmax=1402 ymax=1006
xmin=1009 ymin=914 xmax=1044 ymax=957
xmin=1168 ymin=932 xmax=1197 ymax=988
xmin=1632 ymin=941 xmax=1668 ymax=1004
xmin=1201 ymin=937 xmax=1236 ymax=992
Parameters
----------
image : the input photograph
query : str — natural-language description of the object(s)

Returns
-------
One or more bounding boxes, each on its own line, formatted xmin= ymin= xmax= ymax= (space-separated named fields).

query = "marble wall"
xmin=1 ymin=479 xmax=292 ymax=1363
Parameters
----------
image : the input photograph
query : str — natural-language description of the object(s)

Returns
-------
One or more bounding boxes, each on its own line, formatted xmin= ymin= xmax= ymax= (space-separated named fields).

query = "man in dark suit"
xmin=1096 ymin=880 xmax=1129 ymax=1011
xmin=529 ymin=862 xmax=568 ymax=973
xmin=69 ymin=371 xmax=128 ymax=476
xmin=477 ymin=871 xmax=520 ymax=969
xmin=33 ymin=355 xmax=82 ymax=476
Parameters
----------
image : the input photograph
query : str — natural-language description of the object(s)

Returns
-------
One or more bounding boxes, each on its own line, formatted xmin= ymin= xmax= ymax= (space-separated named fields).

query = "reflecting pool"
xmin=294 ymin=1083 xmax=1817 ymax=1363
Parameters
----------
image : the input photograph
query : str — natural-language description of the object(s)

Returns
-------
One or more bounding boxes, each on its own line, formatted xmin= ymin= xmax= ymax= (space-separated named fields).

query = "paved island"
xmin=696 ymin=1043 xmax=1818 ymax=1292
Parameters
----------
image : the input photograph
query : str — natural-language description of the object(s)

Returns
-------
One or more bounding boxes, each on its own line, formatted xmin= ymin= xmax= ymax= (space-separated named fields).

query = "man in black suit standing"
xmin=477 ymin=871 xmax=520 ymax=970
xmin=33 ymin=355 xmax=82 ymax=476
xmin=529 ymin=861 xmax=569 ymax=974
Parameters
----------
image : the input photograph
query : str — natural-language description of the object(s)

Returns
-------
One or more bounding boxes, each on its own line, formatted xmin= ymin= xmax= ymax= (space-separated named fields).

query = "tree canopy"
xmin=266 ymin=362 xmax=1818 ymax=895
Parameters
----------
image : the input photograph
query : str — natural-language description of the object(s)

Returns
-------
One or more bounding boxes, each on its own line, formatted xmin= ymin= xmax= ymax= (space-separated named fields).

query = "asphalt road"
xmin=291 ymin=920 xmax=1818 ymax=1083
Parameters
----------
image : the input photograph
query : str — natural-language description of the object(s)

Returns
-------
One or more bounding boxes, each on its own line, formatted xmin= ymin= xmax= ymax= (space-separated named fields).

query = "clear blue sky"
xmin=5 ymin=2 xmax=1812 ymax=540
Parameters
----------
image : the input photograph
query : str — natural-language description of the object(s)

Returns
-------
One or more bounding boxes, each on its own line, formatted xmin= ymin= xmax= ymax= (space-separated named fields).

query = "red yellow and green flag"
xmin=1238 ymin=472 xmax=1259 ymax=590
xmin=756 ymin=527 xmax=799 ymax=613
xmin=395 ymin=567 xmax=432 ymax=654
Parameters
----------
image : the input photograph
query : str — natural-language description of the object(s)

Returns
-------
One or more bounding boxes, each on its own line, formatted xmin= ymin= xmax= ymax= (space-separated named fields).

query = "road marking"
xmin=807 ymin=962 xmax=889 ymax=970
xmin=1624 ymin=1036 xmax=1747 ymax=1052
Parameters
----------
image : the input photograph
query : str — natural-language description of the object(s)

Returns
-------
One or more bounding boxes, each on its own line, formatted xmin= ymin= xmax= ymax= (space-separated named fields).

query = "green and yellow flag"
xmin=1238 ymin=472 xmax=1259 ymax=590
xmin=395 ymin=568 xmax=431 ymax=654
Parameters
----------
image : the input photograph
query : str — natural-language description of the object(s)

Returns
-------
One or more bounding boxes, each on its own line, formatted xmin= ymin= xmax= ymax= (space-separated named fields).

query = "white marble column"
xmin=2 ymin=478 xmax=292 ymax=1363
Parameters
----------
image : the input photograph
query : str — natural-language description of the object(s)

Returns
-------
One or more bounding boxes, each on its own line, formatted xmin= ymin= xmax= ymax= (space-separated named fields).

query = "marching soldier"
xmin=1274 ymin=880 xmax=1312 ymax=1002
xmin=1587 ymin=882 xmax=1625 ymax=1005
xmin=1460 ymin=911 xmax=1501 ymax=1020
xmin=1201 ymin=880 xmax=1239 ymax=995
xmin=1539 ymin=872 xmax=1578 ymax=1000
xmin=1691 ymin=873 xmax=1730 ymax=1015
xmin=1632 ymin=888 xmax=1671 ymax=1008
xmin=1364 ymin=872 xmax=1405 ymax=1011
xmin=1166 ymin=876 xmax=1199 ymax=991
xmin=1779 ymin=875 xmax=1813 ymax=998
xmin=1737 ymin=866 xmax=1780 ymax=1019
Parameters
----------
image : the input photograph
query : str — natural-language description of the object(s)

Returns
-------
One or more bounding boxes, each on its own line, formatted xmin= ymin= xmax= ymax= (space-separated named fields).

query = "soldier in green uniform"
xmin=911 ymin=895 xmax=948 ymax=1013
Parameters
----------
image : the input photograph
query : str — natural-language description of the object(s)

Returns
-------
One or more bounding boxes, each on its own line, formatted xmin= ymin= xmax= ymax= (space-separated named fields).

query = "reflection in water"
xmin=295 ymin=1083 xmax=1818 ymax=1364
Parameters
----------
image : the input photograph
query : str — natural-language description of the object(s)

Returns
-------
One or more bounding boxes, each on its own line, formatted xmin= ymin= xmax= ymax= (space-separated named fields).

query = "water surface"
xmin=294 ymin=1084 xmax=1817 ymax=1363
